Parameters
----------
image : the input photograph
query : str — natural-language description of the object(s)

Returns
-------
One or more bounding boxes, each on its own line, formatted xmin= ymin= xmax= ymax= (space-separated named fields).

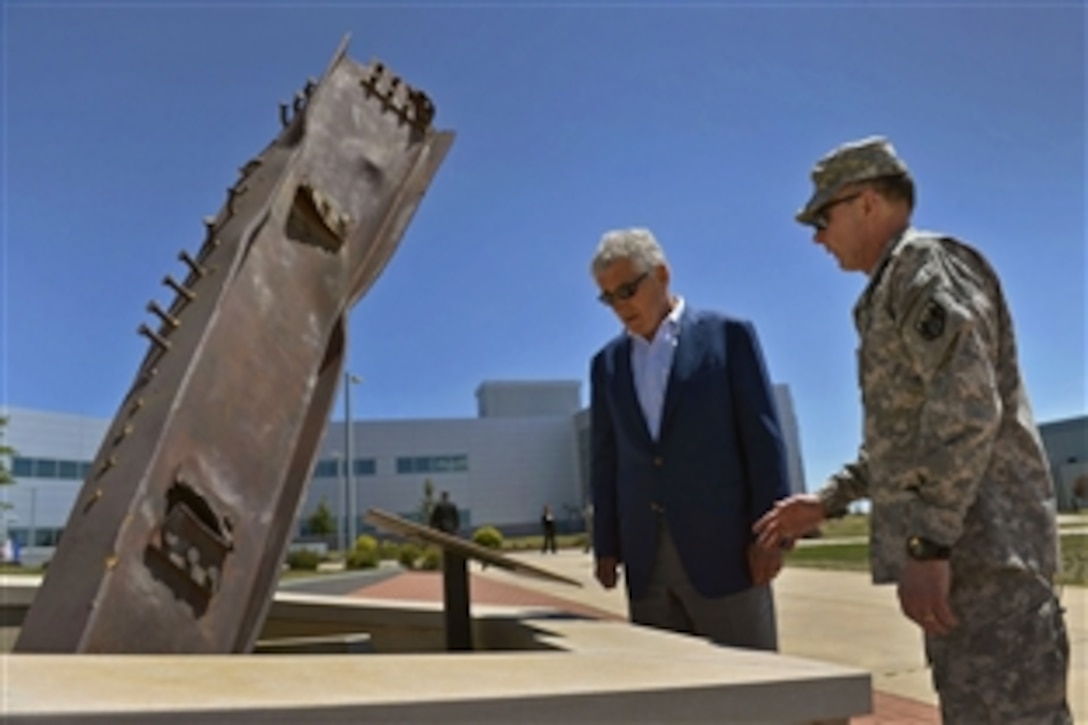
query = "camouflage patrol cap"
xmin=795 ymin=136 xmax=910 ymax=226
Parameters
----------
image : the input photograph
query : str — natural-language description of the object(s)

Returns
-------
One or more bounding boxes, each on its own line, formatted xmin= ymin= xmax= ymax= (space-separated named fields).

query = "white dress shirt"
xmin=630 ymin=297 xmax=684 ymax=441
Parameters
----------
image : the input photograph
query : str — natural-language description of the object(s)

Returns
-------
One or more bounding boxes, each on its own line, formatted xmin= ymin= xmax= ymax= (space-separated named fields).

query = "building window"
xmin=33 ymin=459 xmax=58 ymax=479
xmin=11 ymin=457 xmax=95 ymax=479
xmin=395 ymin=455 xmax=468 ymax=475
xmin=33 ymin=528 xmax=63 ymax=547
xmin=314 ymin=458 xmax=376 ymax=478
xmin=314 ymin=459 xmax=340 ymax=478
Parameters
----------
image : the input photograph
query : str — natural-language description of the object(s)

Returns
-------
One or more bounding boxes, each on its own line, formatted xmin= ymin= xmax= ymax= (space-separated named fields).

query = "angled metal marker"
xmin=363 ymin=508 xmax=581 ymax=651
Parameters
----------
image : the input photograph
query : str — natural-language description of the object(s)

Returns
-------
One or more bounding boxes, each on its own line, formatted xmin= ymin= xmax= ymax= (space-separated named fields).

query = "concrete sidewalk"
xmin=346 ymin=555 xmax=925 ymax=723
xmin=464 ymin=550 xmax=1086 ymax=722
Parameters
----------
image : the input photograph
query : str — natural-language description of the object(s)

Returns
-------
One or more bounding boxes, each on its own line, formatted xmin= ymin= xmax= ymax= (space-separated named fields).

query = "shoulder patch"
xmin=915 ymin=299 xmax=946 ymax=341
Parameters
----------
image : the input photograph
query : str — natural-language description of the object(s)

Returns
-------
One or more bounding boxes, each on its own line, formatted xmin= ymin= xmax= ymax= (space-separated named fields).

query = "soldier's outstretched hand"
xmin=753 ymin=494 xmax=825 ymax=549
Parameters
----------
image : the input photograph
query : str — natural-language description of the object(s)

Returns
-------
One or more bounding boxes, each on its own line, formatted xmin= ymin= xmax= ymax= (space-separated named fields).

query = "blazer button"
xmin=653 ymin=457 xmax=663 ymax=467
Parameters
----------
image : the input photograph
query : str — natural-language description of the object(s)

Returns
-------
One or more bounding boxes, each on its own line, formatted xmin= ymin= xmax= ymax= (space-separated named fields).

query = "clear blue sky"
xmin=2 ymin=1 xmax=1085 ymax=491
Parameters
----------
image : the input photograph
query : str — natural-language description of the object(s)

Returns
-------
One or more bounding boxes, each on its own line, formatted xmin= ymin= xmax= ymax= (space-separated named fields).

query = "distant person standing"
xmin=429 ymin=491 xmax=460 ymax=535
xmin=541 ymin=505 xmax=558 ymax=554
xmin=754 ymin=136 xmax=1070 ymax=724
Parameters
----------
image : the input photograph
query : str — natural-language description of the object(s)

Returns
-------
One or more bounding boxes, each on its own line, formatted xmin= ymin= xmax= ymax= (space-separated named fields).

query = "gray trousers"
xmin=925 ymin=571 xmax=1071 ymax=724
xmin=628 ymin=521 xmax=778 ymax=651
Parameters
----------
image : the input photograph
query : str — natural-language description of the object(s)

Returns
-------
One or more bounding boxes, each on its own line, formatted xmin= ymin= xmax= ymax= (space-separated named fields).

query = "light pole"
xmin=343 ymin=371 xmax=362 ymax=550
xmin=329 ymin=450 xmax=345 ymax=554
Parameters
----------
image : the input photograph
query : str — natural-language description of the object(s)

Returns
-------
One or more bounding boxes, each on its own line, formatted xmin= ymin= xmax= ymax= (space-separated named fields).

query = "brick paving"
xmin=857 ymin=692 xmax=940 ymax=724
xmin=347 ymin=570 xmax=624 ymax=621
xmin=349 ymin=570 xmax=939 ymax=724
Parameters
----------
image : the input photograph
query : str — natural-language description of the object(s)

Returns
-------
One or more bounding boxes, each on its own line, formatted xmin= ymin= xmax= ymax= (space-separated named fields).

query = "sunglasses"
xmin=812 ymin=191 xmax=863 ymax=230
xmin=598 ymin=271 xmax=650 ymax=306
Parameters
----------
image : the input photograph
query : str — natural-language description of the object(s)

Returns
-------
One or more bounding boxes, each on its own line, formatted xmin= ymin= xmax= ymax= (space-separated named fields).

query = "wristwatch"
xmin=906 ymin=536 xmax=951 ymax=561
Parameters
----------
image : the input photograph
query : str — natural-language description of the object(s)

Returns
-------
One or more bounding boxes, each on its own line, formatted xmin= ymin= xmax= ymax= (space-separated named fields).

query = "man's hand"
xmin=595 ymin=556 xmax=619 ymax=589
xmin=898 ymin=559 xmax=958 ymax=636
xmin=747 ymin=543 xmax=784 ymax=586
xmin=752 ymin=494 xmax=825 ymax=549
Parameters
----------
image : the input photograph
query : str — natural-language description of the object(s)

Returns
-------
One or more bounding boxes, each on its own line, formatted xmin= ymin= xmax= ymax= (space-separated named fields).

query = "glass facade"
xmin=395 ymin=454 xmax=469 ymax=475
xmin=313 ymin=459 xmax=339 ymax=477
xmin=11 ymin=457 xmax=92 ymax=480
xmin=7 ymin=528 xmax=63 ymax=547
xmin=313 ymin=457 xmax=376 ymax=478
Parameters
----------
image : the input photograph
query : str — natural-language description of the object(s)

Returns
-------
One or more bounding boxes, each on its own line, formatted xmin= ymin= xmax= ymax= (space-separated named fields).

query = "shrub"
xmin=286 ymin=549 xmax=322 ymax=571
xmin=379 ymin=539 xmax=400 ymax=561
xmin=340 ymin=534 xmax=380 ymax=569
xmin=398 ymin=542 xmax=421 ymax=569
xmin=346 ymin=547 xmax=379 ymax=570
xmin=354 ymin=535 xmax=379 ymax=554
xmin=419 ymin=545 xmax=442 ymax=571
xmin=472 ymin=525 xmax=503 ymax=550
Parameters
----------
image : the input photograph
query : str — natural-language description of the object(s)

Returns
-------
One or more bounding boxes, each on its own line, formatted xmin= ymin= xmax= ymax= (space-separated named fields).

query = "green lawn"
xmin=813 ymin=512 xmax=1088 ymax=538
xmin=813 ymin=514 xmax=871 ymax=539
xmin=0 ymin=564 xmax=42 ymax=575
xmin=786 ymin=542 xmax=872 ymax=572
xmin=1059 ymin=533 xmax=1088 ymax=587
xmin=785 ymin=533 xmax=1088 ymax=587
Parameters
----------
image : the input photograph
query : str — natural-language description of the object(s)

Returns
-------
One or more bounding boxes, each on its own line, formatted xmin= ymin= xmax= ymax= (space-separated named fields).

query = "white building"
xmin=0 ymin=408 xmax=109 ymax=548
xmin=1038 ymin=415 xmax=1088 ymax=511
xmin=0 ymin=380 xmax=808 ymax=549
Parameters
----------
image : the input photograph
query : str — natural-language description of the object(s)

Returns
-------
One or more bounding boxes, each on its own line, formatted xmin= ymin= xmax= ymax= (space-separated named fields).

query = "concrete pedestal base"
xmin=1 ymin=577 xmax=871 ymax=723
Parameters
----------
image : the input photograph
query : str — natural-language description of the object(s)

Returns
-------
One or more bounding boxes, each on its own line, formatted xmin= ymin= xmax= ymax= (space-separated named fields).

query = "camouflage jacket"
xmin=818 ymin=228 xmax=1059 ymax=584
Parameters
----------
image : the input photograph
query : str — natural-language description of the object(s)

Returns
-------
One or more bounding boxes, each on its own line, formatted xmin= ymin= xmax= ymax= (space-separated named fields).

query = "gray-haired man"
xmin=591 ymin=228 xmax=790 ymax=651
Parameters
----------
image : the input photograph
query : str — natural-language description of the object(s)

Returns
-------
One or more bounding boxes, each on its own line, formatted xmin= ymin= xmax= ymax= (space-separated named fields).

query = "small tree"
xmin=307 ymin=498 xmax=336 ymax=538
xmin=419 ymin=478 xmax=435 ymax=523
xmin=0 ymin=416 xmax=14 ymax=486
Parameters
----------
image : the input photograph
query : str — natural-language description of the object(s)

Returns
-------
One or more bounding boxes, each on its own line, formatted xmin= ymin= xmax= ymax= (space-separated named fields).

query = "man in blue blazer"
xmin=590 ymin=228 xmax=791 ymax=651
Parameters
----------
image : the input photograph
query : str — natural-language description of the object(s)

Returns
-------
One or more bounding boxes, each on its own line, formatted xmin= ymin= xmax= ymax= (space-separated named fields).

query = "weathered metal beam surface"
xmin=14 ymin=38 xmax=454 ymax=654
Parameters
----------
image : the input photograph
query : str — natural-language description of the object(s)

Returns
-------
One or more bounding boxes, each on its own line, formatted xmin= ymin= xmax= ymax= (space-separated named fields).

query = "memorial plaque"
xmin=365 ymin=509 xmax=581 ymax=586
xmin=364 ymin=508 xmax=580 ymax=650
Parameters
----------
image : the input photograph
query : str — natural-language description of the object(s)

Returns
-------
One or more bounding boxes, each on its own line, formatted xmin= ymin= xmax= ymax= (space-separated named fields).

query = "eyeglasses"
xmin=597 ymin=271 xmax=650 ymax=306
xmin=812 ymin=192 xmax=863 ymax=230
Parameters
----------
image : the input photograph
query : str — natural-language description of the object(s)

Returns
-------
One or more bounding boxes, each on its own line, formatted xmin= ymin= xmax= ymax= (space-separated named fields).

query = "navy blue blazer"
xmin=590 ymin=306 xmax=790 ymax=600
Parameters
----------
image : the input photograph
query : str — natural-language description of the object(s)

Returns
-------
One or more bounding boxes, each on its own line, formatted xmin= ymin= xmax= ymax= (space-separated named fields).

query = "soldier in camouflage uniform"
xmin=753 ymin=137 xmax=1070 ymax=724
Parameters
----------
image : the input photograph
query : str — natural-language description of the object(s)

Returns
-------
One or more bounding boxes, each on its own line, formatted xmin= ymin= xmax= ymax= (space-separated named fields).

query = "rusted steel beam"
xmin=15 ymin=38 xmax=454 ymax=653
